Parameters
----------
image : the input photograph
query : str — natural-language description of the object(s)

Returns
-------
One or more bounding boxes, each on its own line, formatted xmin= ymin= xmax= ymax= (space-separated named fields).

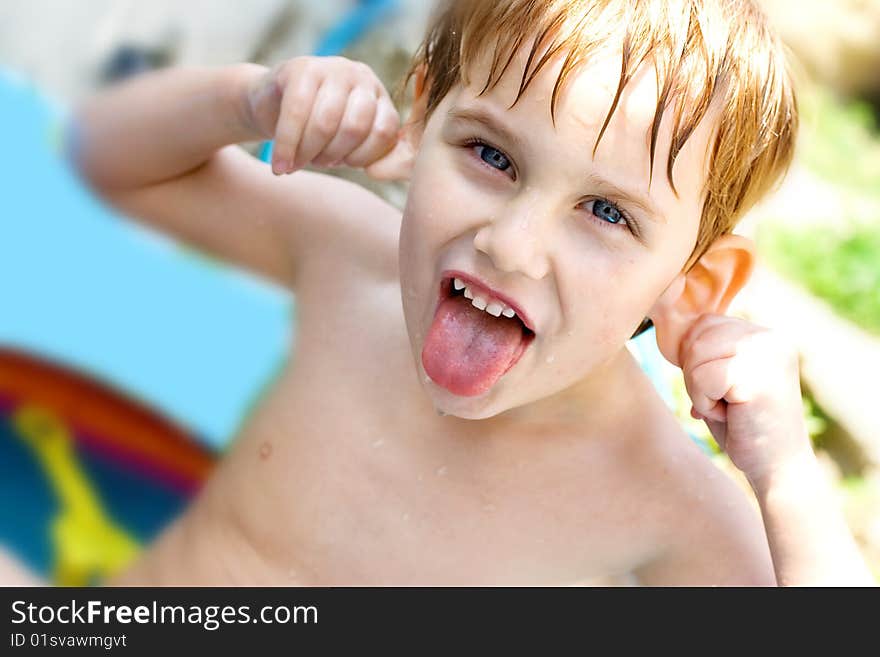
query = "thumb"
xmin=364 ymin=132 xmax=415 ymax=182
xmin=704 ymin=417 xmax=728 ymax=451
xmin=691 ymin=404 xmax=727 ymax=450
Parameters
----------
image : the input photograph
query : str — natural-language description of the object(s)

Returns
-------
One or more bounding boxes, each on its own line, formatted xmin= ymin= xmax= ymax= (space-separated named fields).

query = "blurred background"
xmin=0 ymin=0 xmax=878 ymax=584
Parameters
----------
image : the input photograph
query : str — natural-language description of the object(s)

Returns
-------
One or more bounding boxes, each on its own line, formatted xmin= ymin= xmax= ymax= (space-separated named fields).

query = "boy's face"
xmin=398 ymin=42 xmax=719 ymax=419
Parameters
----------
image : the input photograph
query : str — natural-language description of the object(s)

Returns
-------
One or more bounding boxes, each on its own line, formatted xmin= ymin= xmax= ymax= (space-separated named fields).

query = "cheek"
xmin=532 ymin=329 xmax=618 ymax=398
xmin=559 ymin=245 xmax=668 ymax=345
xmin=558 ymin=238 xmax=644 ymax=310
xmin=403 ymin=154 xmax=463 ymax=246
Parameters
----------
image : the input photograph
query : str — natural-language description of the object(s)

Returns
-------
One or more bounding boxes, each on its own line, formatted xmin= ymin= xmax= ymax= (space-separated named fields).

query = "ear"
xmin=364 ymin=64 xmax=430 ymax=182
xmin=649 ymin=234 xmax=756 ymax=367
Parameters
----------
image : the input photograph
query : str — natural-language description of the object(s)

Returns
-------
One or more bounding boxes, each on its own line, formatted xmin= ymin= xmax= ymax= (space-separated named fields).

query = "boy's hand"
xmin=678 ymin=314 xmax=813 ymax=490
xmin=244 ymin=56 xmax=403 ymax=176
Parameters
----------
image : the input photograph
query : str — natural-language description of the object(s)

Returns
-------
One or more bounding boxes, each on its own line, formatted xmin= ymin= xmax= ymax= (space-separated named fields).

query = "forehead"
xmin=447 ymin=40 xmax=720 ymax=211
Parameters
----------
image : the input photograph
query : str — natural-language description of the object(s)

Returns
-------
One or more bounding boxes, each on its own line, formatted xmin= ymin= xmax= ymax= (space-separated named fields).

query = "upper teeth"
xmin=454 ymin=278 xmax=519 ymax=321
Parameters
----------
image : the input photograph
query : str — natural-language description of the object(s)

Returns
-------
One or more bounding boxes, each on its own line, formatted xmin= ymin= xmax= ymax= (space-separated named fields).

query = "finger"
xmin=684 ymin=356 xmax=734 ymax=421
xmin=691 ymin=402 xmax=727 ymax=449
xmin=272 ymin=68 xmax=322 ymax=175
xmin=680 ymin=320 xmax=758 ymax=375
xmin=342 ymin=94 xmax=401 ymax=168
xmin=677 ymin=313 xmax=730 ymax=366
xmin=293 ymin=80 xmax=352 ymax=171
xmin=363 ymin=137 xmax=413 ymax=181
xmin=705 ymin=399 xmax=728 ymax=423
xmin=311 ymin=86 xmax=378 ymax=167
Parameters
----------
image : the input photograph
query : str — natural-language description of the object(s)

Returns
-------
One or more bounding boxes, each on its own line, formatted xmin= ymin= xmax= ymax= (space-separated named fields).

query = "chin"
xmin=425 ymin=388 xmax=505 ymax=420
xmin=417 ymin=361 xmax=518 ymax=420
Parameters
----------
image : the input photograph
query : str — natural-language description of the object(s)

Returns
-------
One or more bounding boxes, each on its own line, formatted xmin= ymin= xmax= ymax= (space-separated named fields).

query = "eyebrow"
xmin=447 ymin=105 xmax=526 ymax=150
xmin=447 ymin=104 xmax=667 ymax=225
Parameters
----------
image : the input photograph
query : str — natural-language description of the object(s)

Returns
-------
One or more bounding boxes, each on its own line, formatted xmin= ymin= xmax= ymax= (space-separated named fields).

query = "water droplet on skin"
xmin=287 ymin=568 xmax=298 ymax=580
xmin=371 ymin=439 xmax=386 ymax=449
xmin=436 ymin=465 xmax=448 ymax=477
xmin=259 ymin=442 xmax=273 ymax=460
xmin=546 ymin=354 xmax=556 ymax=364
xmin=417 ymin=474 xmax=424 ymax=482
xmin=402 ymin=512 xmax=410 ymax=522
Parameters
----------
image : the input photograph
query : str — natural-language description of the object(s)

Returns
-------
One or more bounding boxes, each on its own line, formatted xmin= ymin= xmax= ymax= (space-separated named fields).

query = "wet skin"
xmin=115 ymin=45 xmax=774 ymax=585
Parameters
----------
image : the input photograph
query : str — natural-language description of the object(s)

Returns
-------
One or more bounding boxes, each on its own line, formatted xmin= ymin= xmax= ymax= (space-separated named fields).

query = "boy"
xmin=64 ymin=0 xmax=870 ymax=585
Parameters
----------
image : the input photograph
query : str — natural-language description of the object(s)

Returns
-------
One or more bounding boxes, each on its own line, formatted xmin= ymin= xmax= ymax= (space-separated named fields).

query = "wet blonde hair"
xmin=395 ymin=0 xmax=798 ymax=265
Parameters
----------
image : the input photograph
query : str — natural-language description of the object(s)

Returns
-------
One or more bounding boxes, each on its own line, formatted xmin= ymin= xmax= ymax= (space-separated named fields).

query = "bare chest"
xmin=227 ymin=276 xmax=663 ymax=584
xmin=236 ymin=387 xmax=662 ymax=582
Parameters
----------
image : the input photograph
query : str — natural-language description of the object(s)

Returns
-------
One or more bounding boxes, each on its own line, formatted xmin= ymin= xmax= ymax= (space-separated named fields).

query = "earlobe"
xmin=364 ymin=65 xmax=429 ymax=182
xmin=649 ymin=234 xmax=756 ymax=366
xmin=363 ymin=131 xmax=418 ymax=181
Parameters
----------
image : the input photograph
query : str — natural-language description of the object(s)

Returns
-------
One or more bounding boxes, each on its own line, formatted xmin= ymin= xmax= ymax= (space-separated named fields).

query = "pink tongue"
xmin=422 ymin=295 xmax=526 ymax=397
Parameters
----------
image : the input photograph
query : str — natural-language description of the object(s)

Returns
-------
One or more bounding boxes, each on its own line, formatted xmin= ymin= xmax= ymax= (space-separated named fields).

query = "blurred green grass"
xmin=759 ymin=221 xmax=880 ymax=335
xmin=759 ymin=85 xmax=880 ymax=335
xmin=798 ymin=86 xmax=880 ymax=197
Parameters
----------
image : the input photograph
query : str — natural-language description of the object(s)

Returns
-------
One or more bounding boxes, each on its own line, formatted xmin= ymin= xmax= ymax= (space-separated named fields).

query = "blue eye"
xmin=464 ymin=138 xmax=512 ymax=174
xmin=591 ymin=199 xmax=627 ymax=225
xmin=478 ymin=144 xmax=511 ymax=171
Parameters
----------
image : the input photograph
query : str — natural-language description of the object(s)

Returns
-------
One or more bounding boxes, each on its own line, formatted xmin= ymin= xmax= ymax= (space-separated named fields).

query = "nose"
xmin=473 ymin=203 xmax=552 ymax=280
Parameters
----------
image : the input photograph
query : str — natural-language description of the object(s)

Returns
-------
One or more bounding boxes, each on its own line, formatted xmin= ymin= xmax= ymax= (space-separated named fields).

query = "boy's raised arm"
xmin=74 ymin=64 xmax=264 ymax=191
xmin=677 ymin=314 xmax=874 ymax=585
xmin=72 ymin=58 xmax=404 ymax=288
xmin=753 ymin=449 xmax=873 ymax=586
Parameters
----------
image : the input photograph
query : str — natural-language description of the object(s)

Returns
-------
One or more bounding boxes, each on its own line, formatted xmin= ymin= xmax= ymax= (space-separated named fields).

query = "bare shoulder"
xmin=272 ymin=168 xmax=406 ymax=352
xmin=628 ymin=419 xmax=775 ymax=586
xmin=273 ymin=167 xmax=403 ymax=285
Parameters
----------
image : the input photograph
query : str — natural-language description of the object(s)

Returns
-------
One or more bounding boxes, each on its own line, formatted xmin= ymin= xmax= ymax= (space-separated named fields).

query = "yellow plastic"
xmin=11 ymin=405 xmax=139 ymax=586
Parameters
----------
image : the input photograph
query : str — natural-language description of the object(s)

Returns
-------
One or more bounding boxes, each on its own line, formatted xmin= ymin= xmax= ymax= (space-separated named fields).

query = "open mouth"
xmin=420 ymin=275 xmax=536 ymax=398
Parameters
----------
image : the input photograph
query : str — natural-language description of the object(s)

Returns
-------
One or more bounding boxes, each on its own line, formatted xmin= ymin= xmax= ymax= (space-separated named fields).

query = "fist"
xmin=678 ymin=314 xmax=813 ymax=486
xmin=244 ymin=56 xmax=402 ymax=176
